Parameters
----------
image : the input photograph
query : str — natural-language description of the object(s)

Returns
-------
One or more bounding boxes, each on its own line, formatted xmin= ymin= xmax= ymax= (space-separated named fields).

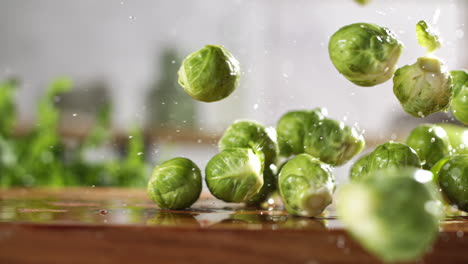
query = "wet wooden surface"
xmin=0 ymin=188 xmax=467 ymax=264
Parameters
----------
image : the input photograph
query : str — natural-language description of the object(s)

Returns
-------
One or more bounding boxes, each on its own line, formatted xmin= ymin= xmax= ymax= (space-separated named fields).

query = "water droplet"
xmin=336 ymin=236 xmax=346 ymax=248
xmin=128 ymin=15 xmax=136 ymax=20
xmin=457 ymin=230 xmax=464 ymax=238
xmin=171 ymin=60 xmax=176 ymax=64
xmin=253 ymin=104 xmax=259 ymax=110
xmin=72 ymin=113 xmax=77 ymax=117
xmin=137 ymin=152 xmax=143 ymax=156
xmin=128 ymin=136 xmax=133 ymax=139
xmin=99 ymin=209 xmax=108 ymax=215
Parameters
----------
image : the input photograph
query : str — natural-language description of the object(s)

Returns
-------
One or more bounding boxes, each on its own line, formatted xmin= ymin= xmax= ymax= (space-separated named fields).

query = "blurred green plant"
xmin=0 ymin=77 xmax=149 ymax=188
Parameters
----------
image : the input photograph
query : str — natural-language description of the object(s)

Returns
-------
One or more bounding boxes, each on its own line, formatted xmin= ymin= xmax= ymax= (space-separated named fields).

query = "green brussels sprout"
xmin=349 ymin=153 xmax=371 ymax=181
xmin=246 ymin=164 xmax=278 ymax=206
xmin=205 ymin=148 xmax=263 ymax=203
xmin=354 ymin=0 xmax=371 ymax=5
xmin=350 ymin=142 xmax=421 ymax=181
xmin=304 ymin=117 xmax=365 ymax=166
xmin=178 ymin=45 xmax=240 ymax=102
xmin=276 ymin=109 xmax=325 ymax=157
xmin=278 ymin=154 xmax=335 ymax=217
xmin=337 ymin=168 xmax=442 ymax=262
xmin=434 ymin=154 xmax=468 ymax=212
xmin=219 ymin=120 xmax=279 ymax=167
xmin=406 ymin=124 xmax=451 ymax=169
xmin=393 ymin=56 xmax=453 ymax=117
xmin=276 ymin=108 xmax=365 ymax=166
xmin=147 ymin=157 xmax=202 ymax=210
xmin=416 ymin=20 xmax=441 ymax=53
xmin=450 ymin=70 xmax=468 ymax=124
xmin=328 ymin=23 xmax=403 ymax=87
xmin=438 ymin=123 xmax=468 ymax=155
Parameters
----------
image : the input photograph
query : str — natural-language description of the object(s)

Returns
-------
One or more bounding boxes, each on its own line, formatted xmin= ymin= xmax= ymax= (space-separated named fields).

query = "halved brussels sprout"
xmin=277 ymin=108 xmax=365 ymax=166
xmin=393 ymin=56 xmax=453 ymax=117
xmin=246 ymin=164 xmax=278 ymax=206
xmin=147 ymin=157 xmax=202 ymax=210
xmin=406 ymin=124 xmax=451 ymax=169
xmin=178 ymin=45 xmax=240 ymax=102
xmin=350 ymin=142 xmax=421 ymax=181
xmin=338 ymin=168 xmax=441 ymax=262
xmin=416 ymin=20 xmax=441 ymax=53
xmin=219 ymin=120 xmax=279 ymax=167
xmin=434 ymin=154 xmax=468 ymax=212
xmin=205 ymin=148 xmax=263 ymax=203
xmin=450 ymin=70 xmax=468 ymax=124
xmin=438 ymin=123 xmax=468 ymax=155
xmin=278 ymin=154 xmax=335 ymax=217
xmin=328 ymin=23 xmax=403 ymax=86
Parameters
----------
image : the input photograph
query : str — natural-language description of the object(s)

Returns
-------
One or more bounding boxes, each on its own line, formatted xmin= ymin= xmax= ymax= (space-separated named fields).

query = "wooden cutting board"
xmin=0 ymin=188 xmax=467 ymax=264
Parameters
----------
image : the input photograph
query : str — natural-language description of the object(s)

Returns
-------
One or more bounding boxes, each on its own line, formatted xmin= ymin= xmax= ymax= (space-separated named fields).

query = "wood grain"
xmin=0 ymin=188 xmax=467 ymax=264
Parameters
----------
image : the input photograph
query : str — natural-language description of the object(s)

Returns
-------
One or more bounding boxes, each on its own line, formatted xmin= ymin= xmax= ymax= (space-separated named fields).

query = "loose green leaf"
xmin=416 ymin=20 xmax=441 ymax=53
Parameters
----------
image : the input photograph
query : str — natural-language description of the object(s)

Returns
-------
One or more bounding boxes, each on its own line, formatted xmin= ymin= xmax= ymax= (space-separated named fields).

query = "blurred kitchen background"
xmin=0 ymin=0 xmax=466 ymax=186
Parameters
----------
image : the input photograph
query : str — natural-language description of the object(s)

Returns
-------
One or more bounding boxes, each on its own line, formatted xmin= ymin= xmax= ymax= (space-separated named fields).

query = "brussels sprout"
xmin=438 ymin=123 xmax=468 ymax=155
xmin=416 ymin=20 xmax=441 ymax=53
xmin=434 ymin=154 xmax=468 ymax=212
xmin=406 ymin=124 xmax=451 ymax=169
xmin=219 ymin=120 xmax=279 ymax=167
xmin=393 ymin=56 xmax=453 ymax=117
xmin=350 ymin=142 xmax=421 ymax=181
xmin=450 ymin=70 xmax=468 ymax=124
xmin=349 ymin=153 xmax=371 ymax=181
xmin=328 ymin=23 xmax=403 ymax=87
xmin=354 ymin=0 xmax=371 ymax=5
xmin=205 ymin=148 xmax=263 ymax=203
xmin=246 ymin=164 xmax=278 ymax=206
xmin=178 ymin=45 xmax=240 ymax=102
xmin=304 ymin=117 xmax=365 ymax=166
xmin=276 ymin=109 xmax=325 ymax=157
xmin=277 ymin=108 xmax=365 ymax=166
xmin=278 ymin=154 xmax=335 ymax=217
xmin=147 ymin=157 xmax=202 ymax=210
xmin=337 ymin=168 xmax=441 ymax=262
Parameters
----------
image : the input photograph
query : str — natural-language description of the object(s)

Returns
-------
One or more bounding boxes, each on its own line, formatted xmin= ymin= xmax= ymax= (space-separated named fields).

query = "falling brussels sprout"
xmin=349 ymin=153 xmax=371 ymax=181
xmin=350 ymin=142 xmax=421 ymax=181
xmin=416 ymin=20 xmax=441 ymax=53
xmin=246 ymin=164 xmax=278 ymax=206
xmin=277 ymin=108 xmax=365 ymax=166
xmin=276 ymin=109 xmax=325 ymax=157
xmin=278 ymin=154 xmax=335 ymax=217
xmin=433 ymin=154 xmax=468 ymax=212
xmin=178 ymin=45 xmax=240 ymax=102
xmin=338 ymin=168 xmax=442 ymax=262
xmin=354 ymin=0 xmax=371 ymax=5
xmin=393 ymin=56 xmax=453 ymax=117
xmin=450 ymin=70 xmax=468 ymax=125
xmin=406 ymin=124 xmax=451 ymax=170
xmin=328 ymin=23 xmax=403 ymax=87
xmin=147 ymin=157 xmax=202 ymax=210
xmin=219 ymin=120 xmax=279 ymax=167
xmin=438 ymin=123 xmax=468 ymax=155
xmin=205 ymin=148 xmax=263 ymax=203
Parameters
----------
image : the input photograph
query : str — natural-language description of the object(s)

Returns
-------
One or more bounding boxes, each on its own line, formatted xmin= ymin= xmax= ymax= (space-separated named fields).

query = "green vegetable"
xmin=277 ymin=108 xmax=365 ymax=166
xmin=0 ymin=79 xmax=18 ymax=137
xmin=278 ymin=154 xmax=335 ymax=217
xmin=246 ymin=164 xmax=278 ymax=206
xmin=338 ymin=167 xmax=442 ymax=262
xmin=434 ymin=154 xmax=468 ymax=212
xmin=219 ymin=120 xmax=278 ymax=167
xmin=178 ymin=45 xmax=240 ymax=102
xmin=354 ymin=0 xmax=371 ymax=5
xmin=350 ymin=142 xmax=421 ymax=181
xmin=406 ymin=124 xmax=451 ymax=169
xmin=438 ymin=123 xmax=468 ymax=155
xmin=147 ymin=157 xmax=202 ymax=210
xmin=328 ymin=23 xmax=403 ymax=87
xmin=393 ymin=56 xmax=453 ymax=117
xmin=450 ymin=70 xmax=468 ymax=124
xmin=416 ymin=20 xmax=441 ymax=53
xmin=205 ymin=148 xmax=264 ymax=203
